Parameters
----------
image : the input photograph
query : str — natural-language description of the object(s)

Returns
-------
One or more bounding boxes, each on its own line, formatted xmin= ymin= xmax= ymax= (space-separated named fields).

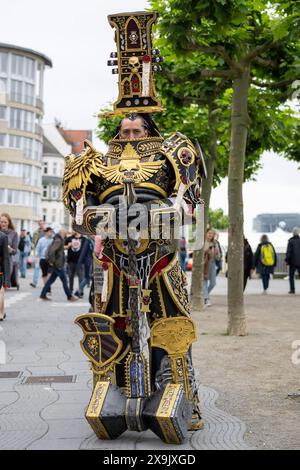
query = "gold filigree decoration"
xmin=150 ymin=317 xmax=197 ymax=356
xmin=168 ymin=261 xmax=190 ymax=312
xmin=88 ymin=337 xmax=99 ymax=357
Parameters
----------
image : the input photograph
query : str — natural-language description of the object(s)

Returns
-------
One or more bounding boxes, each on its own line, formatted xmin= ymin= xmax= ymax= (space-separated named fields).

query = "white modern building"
xmin=42 ymin=124 xmax=72 ymax=230
xmin=0 ymin=43 xmax=52 ymax=232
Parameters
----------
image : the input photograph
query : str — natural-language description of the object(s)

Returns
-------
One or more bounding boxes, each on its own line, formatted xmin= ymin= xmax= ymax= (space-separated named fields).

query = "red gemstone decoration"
xmin=143 ymin=55 xmax=151 ymax=63
xmin=73 ymin=190 xmax=82 ymax=201
xmin=181 ymin=176 xmax=188 ymax=184
xmin=102 ymin=263 xmax=108 ymax=271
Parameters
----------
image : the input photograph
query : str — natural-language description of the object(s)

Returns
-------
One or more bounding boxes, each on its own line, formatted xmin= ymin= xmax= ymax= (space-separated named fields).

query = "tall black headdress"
xmin=104 ymin=11 xmax=164 ymax=117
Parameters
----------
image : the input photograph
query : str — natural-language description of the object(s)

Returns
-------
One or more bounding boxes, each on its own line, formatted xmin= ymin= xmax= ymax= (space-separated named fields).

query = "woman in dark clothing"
xmin=254 ymin=234 xmax=277 ymax=293
xmin=0 ymin=213 xmax=19 ymax=289
xmin=244 ymin=237 xmax=254 ymax=291
xmin=0 ymin=232 xmax=11 ymax=320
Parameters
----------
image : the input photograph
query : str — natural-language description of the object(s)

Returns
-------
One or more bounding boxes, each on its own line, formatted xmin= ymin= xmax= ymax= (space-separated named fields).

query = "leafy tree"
xmin=149 ymin=0 xmax=300 ymax=335
xmin=209 ymin=208 xmax=229 ymax=230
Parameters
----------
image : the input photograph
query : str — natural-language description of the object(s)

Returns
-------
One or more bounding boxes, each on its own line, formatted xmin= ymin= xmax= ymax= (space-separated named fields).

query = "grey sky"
xmin=1 ymin=0 xmax=149 ymax=128
xmin=1 ymin=0 xmax=299 ymax=228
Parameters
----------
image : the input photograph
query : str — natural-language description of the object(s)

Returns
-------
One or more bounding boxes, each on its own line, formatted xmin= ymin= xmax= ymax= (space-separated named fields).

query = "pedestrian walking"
xmin=40 ymin=228 xmax=78 ymax=302
xmin=243 ymin=236 xmax=254 ymax=291
xmin=30 ymin=220 xmax=45 ymax=288
xmin=35 ymin=227 xmax=54 ymax=288
xmin=74 ymin=237 xmax=93 ymax=298
xmin=0 ymin=232 xmax=11 ymax=321
xmin=179 ymin=237 xmax=187 ymax=271
xmin=254 ymin=234 xmax=277 ymax=294
xmin=203 ymin=229 xmax=220 ymax=307
xmin=18 ymin=228 xmax=32 ymax=278
xmin=285 ymin=227 xmax=300 ymax=294
xmin=65 ymin=231 xmax=84 ymax=296
xmin=215 ymin=232 xmax=223 ymax=276
xmin=0 ymin=213 xmax=19 ymax=289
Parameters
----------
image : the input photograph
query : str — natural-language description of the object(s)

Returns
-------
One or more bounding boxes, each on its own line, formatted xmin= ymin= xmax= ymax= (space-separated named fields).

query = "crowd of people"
xmin=0 ymin=216 xmax=95 ymax=320
xmin=0 ymin=213 xmax=299 ymax=321
xmin=179 ymin=226 xmax=300 ymax=306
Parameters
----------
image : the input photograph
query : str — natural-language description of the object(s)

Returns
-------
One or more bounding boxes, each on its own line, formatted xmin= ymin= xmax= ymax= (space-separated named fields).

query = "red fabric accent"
xmin=181 ymin=175 xmax=188 ymax=184
xmin=114 ymin=318 xmax=127 ymax=331
xmin=101 ymin=255 xmax=119 ymax=274
xmin=150 ymin=255 xmax=170 ymax=278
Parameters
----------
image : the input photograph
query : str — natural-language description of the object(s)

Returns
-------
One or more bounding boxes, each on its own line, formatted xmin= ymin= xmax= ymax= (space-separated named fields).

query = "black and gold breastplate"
xmin=94 ymin=136 xmax=173 ymax=204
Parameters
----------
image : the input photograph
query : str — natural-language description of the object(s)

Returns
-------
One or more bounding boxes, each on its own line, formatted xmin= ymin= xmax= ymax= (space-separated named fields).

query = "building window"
xmin=11 ymin=54 xmax=24 ymax=76
xmin=0 ymin=78 xmax=7 ymax=93
xmin=10 ymin=107 xmax=22 ymax=129
xmin=42 ymin=185 xmax=48 ymax=198
xmin=0 ymin=161 xmax=5 ymax=173
xmin=52 ymin=161 xmax=58 ymax=176
xmin=24 ymin=82 xmax=34 ymax=105
xmin=51 ymin=208 xmax=56 ymax=223
xmin=6 ymin=162 xmax=22 ymax=178
xmin=22 ymin=164 xmax=31 ymax=185
xmin=0 ymin=52 xmax=8 ymax=73
xmin=51 ymin=185 xmax=59 ymax=199
xmin=23 ymin=137 xmax=33 ymax=158
xmin=24 ymin=110 xmax=34 ymax=132
xmin=9 ymin=134 xmax=22 ymax=148
xmin=0 ymin=134 xmax=6 ymax=146
xmin=10 ymin=79 xmax=23 ymax=102
xmin=42 ymin=208 xmax=47 ymax=222
xmin=34 ymin=140 xmax=42 ymax=161
xmin=0 ymin=189 xmax=4 ymax=203
xmin=43 ymin=162 xmax=48 ymax=175
xmin=0 ymin=106 xmax=6 ymax=120
xmin=25 ymin=58 xmax=35 ymax=80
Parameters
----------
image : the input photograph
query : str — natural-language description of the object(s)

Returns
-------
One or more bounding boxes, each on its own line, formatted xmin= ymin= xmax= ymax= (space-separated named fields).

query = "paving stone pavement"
xmin=0 ymin=277 xmax=254 ymax=450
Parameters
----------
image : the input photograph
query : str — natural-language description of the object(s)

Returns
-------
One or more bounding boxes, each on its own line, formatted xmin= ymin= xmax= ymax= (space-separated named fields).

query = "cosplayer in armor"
xmin=63 ymin=11 xmax=205 ymax=444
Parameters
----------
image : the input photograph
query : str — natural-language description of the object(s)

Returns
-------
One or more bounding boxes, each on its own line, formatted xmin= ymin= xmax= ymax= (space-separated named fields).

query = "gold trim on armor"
xmin=161 ymin=253 xmax=190 ymax=317
xmin=93 ymin=255 xmax=115 ymax=314
xmin=156 ymin=384 xmax=183 ymax=444
xmin=75 ymin=313 xmax=123 ymax=368
xmin=86 ymin=381 xmax=110 ymax=439
xmin=99 ymin=182 xmax=168 ymax=203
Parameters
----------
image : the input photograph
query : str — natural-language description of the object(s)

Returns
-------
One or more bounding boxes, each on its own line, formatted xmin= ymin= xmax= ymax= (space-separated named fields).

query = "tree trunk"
xmin=190 ymin=104 xmax=218 ymax=311
xmin=227 ymin=68 xmax=250 ymax=335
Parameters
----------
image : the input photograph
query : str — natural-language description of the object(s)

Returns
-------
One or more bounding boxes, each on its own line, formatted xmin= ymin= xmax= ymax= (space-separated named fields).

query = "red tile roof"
xmin=58 ymin=128 xmax=93 ymax=154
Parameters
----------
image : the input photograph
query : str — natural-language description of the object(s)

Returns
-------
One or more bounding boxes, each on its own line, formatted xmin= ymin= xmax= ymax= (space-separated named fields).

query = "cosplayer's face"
xmin=119 ymin=117 xmax=148 ymax=140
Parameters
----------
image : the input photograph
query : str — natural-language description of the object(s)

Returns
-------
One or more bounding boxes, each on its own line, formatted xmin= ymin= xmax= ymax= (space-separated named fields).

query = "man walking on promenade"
xmin=35 ymin=227 xmax=53 ymax=288
xmin=18 ymin=229 xmax=31 ymax=278
xmin=30 ymin=220 xmax=45 ymax=288
xmin=40 ymin=228 xmax=78 ymax=302
xmin=285 ymin=227 xmax=300 ymax=294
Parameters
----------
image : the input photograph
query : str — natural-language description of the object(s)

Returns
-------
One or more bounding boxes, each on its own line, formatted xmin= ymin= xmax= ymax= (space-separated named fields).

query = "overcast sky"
xmin=1 ymin=0 xmax=299 ymax=231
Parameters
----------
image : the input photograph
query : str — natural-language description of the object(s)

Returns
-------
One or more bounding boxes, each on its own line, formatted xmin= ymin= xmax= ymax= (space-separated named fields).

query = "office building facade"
xmin=0 ymin=43 xmax=52 ymax=232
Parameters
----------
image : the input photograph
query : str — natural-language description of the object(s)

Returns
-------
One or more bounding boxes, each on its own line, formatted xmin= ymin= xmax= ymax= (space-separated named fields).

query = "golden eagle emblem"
xmin=62 ymin=140 xmax=103 ymax=212
xmin=97 ymin=143 xmax=164 ymax=184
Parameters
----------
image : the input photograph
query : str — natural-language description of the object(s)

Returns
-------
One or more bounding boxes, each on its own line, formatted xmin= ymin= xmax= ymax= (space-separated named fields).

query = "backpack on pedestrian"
xmin=261 ymin=243 xmax=275 ymax=266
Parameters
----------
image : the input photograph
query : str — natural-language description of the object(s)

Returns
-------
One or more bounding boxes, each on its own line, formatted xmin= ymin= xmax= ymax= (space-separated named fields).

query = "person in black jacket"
xmin=285 ymin=227 xmax=300 ymax=294
xmin=244 ymin=237 xmax=254 ymax=291
xmin=0 ymin=232 xmax=11 ymax=320
xmin=254 ymin=234 xmax=277 ymax=294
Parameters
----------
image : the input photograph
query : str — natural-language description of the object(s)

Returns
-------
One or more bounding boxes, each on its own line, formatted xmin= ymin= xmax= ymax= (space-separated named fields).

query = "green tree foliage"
xmin=208 ymin=208 xmax=229 ymax=230
xmin=97 ymin=0 xmax=300 ymax=334
xmin=148 ymin=0 xmax=300 ymax=335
